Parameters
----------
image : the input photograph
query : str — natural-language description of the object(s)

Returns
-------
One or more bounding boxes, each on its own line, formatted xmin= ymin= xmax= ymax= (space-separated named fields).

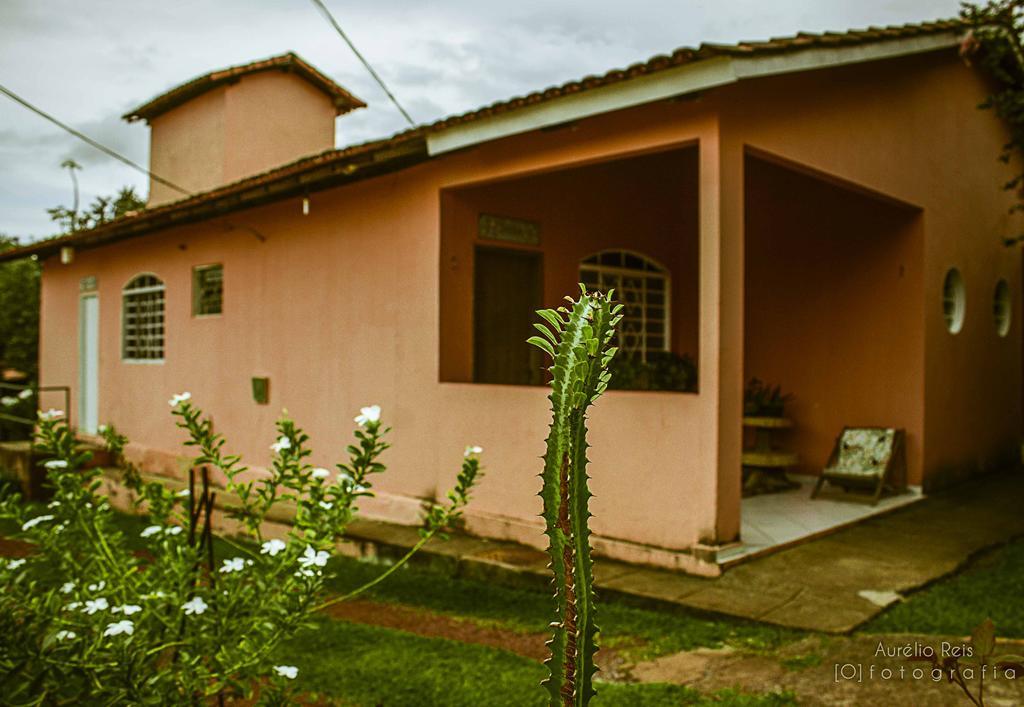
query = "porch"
xmin=436 ymin=137 xmax=926 ymax=570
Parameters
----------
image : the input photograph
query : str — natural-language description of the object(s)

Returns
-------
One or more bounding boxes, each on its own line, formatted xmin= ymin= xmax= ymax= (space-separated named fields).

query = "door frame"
xmin=78 ymin=292 xmax=99 ymax=434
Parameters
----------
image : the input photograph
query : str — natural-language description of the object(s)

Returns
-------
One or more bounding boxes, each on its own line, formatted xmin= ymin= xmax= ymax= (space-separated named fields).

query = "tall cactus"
xmin=528 ymin=285 xmax=621 ymax=706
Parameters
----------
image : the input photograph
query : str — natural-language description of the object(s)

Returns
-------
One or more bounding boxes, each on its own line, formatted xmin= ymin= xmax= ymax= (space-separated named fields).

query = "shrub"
xmin=0 ymin=398 xmax=481 ymax=704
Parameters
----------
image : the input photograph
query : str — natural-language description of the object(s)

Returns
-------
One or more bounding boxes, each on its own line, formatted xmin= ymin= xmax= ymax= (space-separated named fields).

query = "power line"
xmin=0 ymin=82 xmax=193 ymax=197
xmin=308 ymin=0 xmax=416 ymax=127
xmin=0 ymin=81 xmax=270 ymax=243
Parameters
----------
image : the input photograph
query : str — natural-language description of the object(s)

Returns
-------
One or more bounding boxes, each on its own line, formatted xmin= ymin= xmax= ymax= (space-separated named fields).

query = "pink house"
xmin=4 ymin=20 xmax=1021 ymax=576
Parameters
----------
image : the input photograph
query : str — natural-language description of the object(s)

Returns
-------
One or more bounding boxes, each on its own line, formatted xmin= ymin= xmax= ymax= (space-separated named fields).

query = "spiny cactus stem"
xmin=559 ymin=450 xmax=578 ymax=707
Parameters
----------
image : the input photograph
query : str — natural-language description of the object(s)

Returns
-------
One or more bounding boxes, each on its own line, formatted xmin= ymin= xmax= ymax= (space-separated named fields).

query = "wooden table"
xmin=742 ymin=416 xmax=800 ymax=496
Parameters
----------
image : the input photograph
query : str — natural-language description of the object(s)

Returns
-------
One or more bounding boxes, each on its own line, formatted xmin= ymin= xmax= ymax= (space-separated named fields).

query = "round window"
xmin=942 ymin=268 xmax=966 ymax=334
xmin=994 ymin=279 xmax=1011 ymax=338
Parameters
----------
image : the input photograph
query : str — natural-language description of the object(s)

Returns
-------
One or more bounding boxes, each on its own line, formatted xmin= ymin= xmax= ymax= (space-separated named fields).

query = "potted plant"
xmin=743 ymin=378 xmax=793 ymax=417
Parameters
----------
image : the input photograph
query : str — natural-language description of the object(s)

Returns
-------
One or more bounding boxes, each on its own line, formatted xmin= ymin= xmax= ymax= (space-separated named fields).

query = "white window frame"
xmin=122 ymin=273 xmax=166 ymax=363
xmin=579 ymin=250 xmax=671 ymax=361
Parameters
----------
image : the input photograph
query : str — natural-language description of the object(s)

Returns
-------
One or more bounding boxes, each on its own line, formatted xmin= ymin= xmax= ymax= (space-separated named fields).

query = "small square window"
xmin=193 ymin=264 xmax=223 ymax=316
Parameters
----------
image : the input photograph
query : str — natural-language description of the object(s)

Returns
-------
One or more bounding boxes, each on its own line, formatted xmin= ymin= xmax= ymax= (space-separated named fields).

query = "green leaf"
xmin=527 ymin=336 xmax=556 ymax=359
xmin=972 ymin=618 xmax=996 ymax=658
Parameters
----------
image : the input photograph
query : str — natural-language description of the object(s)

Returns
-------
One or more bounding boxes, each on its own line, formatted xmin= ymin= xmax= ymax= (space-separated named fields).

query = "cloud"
xmin=0 ymin=0 xmax=961 ymax=240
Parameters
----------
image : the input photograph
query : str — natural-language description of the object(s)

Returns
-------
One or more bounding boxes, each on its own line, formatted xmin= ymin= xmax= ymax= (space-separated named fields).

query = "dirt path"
xmin=323 ymin=599 xmax=550 ymax=661
xmin=629 ymin=632 xmax=1024 ymax=706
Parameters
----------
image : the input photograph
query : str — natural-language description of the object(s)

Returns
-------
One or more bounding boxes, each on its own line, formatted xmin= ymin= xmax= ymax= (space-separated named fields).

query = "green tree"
xmin=48 ymin=185 xmax=145 ymax=234
xmin=0 ymin=234 xmax=40 ymax=380
xmin=961 ymin=1 xmax=1024 ymax=242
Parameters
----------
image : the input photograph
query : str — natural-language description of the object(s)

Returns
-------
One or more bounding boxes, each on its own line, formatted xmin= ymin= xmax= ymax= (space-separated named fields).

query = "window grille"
xmin=579 ymin=250 xmax=670 ymax=361
xmin=193 ymin=264 xmax=223 ymax=316
xmin=122 ymin=274 xmax=165 ymax=361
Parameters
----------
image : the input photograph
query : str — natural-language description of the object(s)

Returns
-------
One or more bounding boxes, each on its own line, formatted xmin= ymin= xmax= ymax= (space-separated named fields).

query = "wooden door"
xmin=473 ymin=247 xmax=543 ymax=385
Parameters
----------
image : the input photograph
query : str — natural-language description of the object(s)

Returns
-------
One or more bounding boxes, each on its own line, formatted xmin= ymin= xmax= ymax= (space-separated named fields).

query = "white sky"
xmin=0 ymin=0 xmax=959 ymax=241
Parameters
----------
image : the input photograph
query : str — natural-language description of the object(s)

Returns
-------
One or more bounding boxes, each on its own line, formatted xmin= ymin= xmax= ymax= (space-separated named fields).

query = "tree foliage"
xmin=47 ymin=185 xmax=145 ymax=235
xmin=961 ymin=1 xmax=1024 ymax=242
xmin=0 ymin=234 xmax=40 ymax=379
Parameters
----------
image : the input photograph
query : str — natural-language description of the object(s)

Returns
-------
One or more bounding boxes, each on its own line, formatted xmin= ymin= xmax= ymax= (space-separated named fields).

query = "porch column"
xmin=698 ymin=125 xmax=744 ymax=545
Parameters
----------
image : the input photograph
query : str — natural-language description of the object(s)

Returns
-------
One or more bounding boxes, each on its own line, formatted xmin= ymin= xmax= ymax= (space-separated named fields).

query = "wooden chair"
xmin=811 ymin=427 xmax=906 ymax=505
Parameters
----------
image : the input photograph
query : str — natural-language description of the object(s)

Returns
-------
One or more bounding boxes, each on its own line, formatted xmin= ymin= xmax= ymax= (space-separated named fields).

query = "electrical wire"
xmin=0 ymin=82 xmax=193 ymax=197
xmin=308 ymin=0 xmax=416 ymax=127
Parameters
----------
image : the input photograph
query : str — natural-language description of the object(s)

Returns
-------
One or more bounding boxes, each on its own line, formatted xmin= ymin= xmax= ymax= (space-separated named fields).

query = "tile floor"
xmin=720 ymin=474 xmax=923 ymax=564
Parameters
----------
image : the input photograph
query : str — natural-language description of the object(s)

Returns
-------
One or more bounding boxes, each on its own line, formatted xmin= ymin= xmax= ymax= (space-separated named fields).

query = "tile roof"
xmin=4 ymin=19 xmax=964 ymax=262
xmin=424 ymin=19 xmax=963 ymax=132
xmin=123 ymin=52 xmax=366 ymax=122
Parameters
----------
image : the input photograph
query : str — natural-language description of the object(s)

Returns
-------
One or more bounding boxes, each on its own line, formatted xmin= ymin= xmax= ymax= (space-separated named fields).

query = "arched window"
xmin=122 ymin=274 xmax=166 ymax=361
xmin=579 ymin=250 xmax=670 ymax=360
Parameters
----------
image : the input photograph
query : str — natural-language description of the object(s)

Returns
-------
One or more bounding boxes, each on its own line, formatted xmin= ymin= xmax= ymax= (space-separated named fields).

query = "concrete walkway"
xmin=344 ymin=469 xmax=1024 ymax=634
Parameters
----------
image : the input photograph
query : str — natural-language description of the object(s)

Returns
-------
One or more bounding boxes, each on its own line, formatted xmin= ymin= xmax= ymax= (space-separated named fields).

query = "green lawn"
xmin=0 ymin=496 xmax=799 ymax=705
xmin=323 ymin=553 xmax=799 ymax=660
xmin=863 ymin=536 xmax=1024 ymax=638
xmin=280 ymin=618 xmax=795 ymax=707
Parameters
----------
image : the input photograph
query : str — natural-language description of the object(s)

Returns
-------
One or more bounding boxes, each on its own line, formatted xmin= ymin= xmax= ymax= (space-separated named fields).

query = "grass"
xmin=1 ymin=493 xmax=801 ymax=705
xmin=281 ymin=618 xmax=796 ymax=707
xmin=323 ymin=553 xmax=800 ymax=660
xmin=863 ymin=536 xmax=1024 ymax=638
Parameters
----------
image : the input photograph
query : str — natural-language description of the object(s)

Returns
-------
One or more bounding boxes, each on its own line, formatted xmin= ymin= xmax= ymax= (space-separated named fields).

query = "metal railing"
xmin=0 ymin=382 xmax=71 ymax=431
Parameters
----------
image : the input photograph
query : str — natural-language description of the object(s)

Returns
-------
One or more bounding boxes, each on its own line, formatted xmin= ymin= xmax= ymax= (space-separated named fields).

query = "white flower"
xmin=337 ymin=471 xmax=354 ymax=485
xmin=43 ymin=459 xmax=68 ymax=469
xmin=7 ymin=558 xmax=26 ymax=570
xmin=0 ymin=396 xmax=17 ymax=406
xmin=176 ymin=488 xmax=190 ymax=497
xmin=88 ymin=581 xmax=105 ymax=592
xmin=354 ymin=485 xmax=368 ymax=494
xmin=311 ymin=467 xmax=330 ymax=480
xmin=103 ymin=620 xmax=134 ymax=637
xmin=165 ymin=526 xmax=183 ymax=536
xmin=273 ymin=665 xmax=298 ymax=680
xmin=113 ymin=604 xmax=142 ymax=616
xmin=260 ymin=539 xmax=286 ymax=557
xmin=219 ymin=557 xmax=246 ymax=574
xmin=182 ymin=596 xmax=208 ymax=615
xmin=354 ymin=405 xmax=382 ymax=427
xmin=65 ymin=602 xmax=81 ymax=611
xmin=38 ymin=409 xmax=64 ymax=421
xmin=21 ymin=514 xmax=54 ymax=530
xmin=55 ymin=630 xmax=76 ymax=641
xmin=83 ymin=598 xmax=109 ymax=615
xmin=168 ymin=392 xmax=191 ymax=407
xmin=298 ymin=545 xmax=329 ymax=569
xmin=295 ymin=568 xmax=317 ymax=578
xmin=464 ymin=445 xmax=484 ymax=458
xmin=140 ymin=525 xmax=162 ymax=538
xmin=17 ymin=389 xmax=32 ymax=400
xmin=47 ymin=500 xmax=61 ymax=509
xmin=60 ymin=582 xmax=75 ymax=594
xmin=270 ymin=436 xmax=292 ymax=453
xmin=97 ymin=424 xmax=108 ymax=433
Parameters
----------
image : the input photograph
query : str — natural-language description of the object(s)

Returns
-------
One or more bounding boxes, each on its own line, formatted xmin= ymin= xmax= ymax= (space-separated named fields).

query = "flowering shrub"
xmin=0 ymin=399 xmax=482 ymax=704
